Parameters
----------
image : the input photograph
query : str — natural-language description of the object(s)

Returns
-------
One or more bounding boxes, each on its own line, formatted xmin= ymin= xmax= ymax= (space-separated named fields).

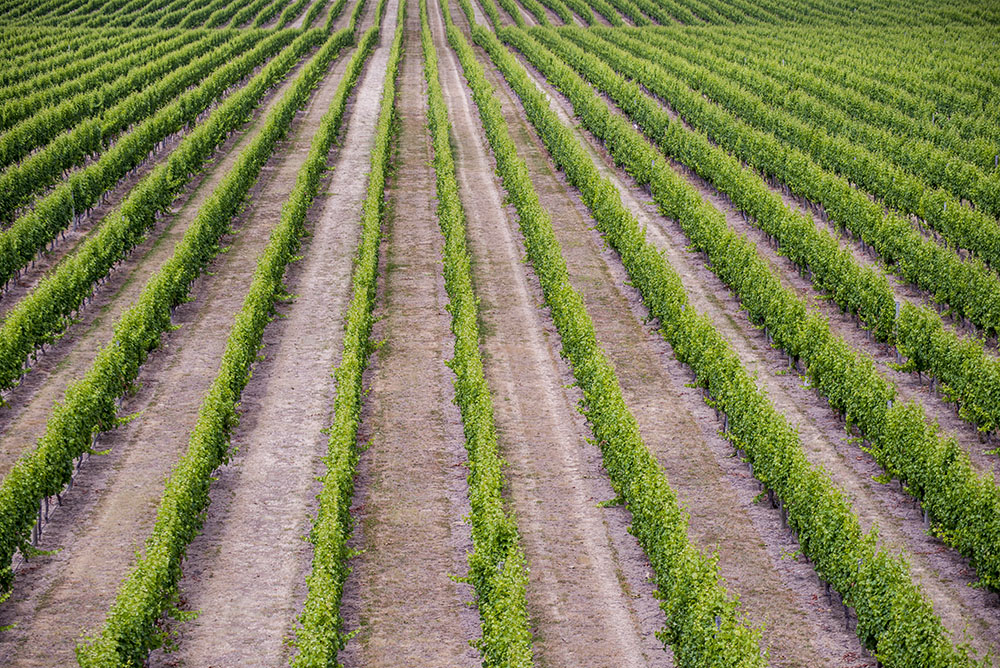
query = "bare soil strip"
xmin=0 ymin=126 xmax=182 ymax=322
xmin=316 ymin=2 xmax=335 ymax=26
xmin=467 ymin=0 xmax=489 ymax=23
xmin=485 ymin=29 xmax=872 ymax=668
xmin=640 ymin=68 xmax=1000 ymax=480
xmin=592 ymin=10 xmax=611 ymax=25
xmin=428 ymin=2 xmax=672 ymax=665
xmin=0 ymin=52 xmax=310 ymax=478
xmin=331 ymin=0 xmax=363 ymax=30
xmin=484 ymin=0 xmax=517 ymax=25
xmin=510 ymin=41 xmax=1000 ymax=662
xmin=260 ymin=1 xmax=289 ymax=28
xmin=518 ymin=0 xmax=538 ymax=25
xmin=0 ymin=41 xmax=359 ymax=668
xmin=536 ymin=1 xmax=562 ymax=24
xmin=336 ymin=4 xmax=482 ymax=665
xmin=147 ymin=7 xmax=395 ymax=668
xmin=289 ymin=0 xmax=319 ymax=26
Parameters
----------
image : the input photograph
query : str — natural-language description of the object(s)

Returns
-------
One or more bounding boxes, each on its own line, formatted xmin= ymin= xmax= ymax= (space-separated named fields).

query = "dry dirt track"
xmin=2 ymin=1 xmax=1000 ymax=666
xmin=146 ymin=1 xmax=384 ymax=664
xmin=495 ymin=12 xmax=1000 ymax=663
xmin=0 ymin=20 xmax=366 ymax=667
xmin=338 ymin=5 xmax=482 ymax=664
xmin=430 ymin=1 xmax=671 ymax=665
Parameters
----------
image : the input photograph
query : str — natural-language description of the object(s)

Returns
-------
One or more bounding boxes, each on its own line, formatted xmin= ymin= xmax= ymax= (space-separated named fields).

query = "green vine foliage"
xmin=491 ymin=25 xmax=988 ymax=667
xmin=0 ymin=30 xmax=168 ymax=132
xmin=275 ymin=0 xmax=313 ymax=27
xmin=290 ymin=1 xmax=403 ymax=664
xmin=627 ymin=28 xmax=1000 ymax=235
xmin=448 ymin=8 xmax=767 ymax=666
xmin=421 ymin=0 xmax=534 ymax=664
xmin=0 ymin=25 xmax=357 ymax=602
xmin=75 ymin=12 xmax=376 ymax=667
xmin=0 ymin=29 xmax=303 ymax=393
xmin=527 ymin=26 xmax=1000 ymax=596
xmin=550 ymin=27 xmax=1000 ymax=438
xmin=0 ymin=29 xmax=251 ymax=223
xmin=0 ymin=30 xmax=214 ymax=172
xmin=669 ymin=22 xmax=1000 ymax=168
xmin=580 ymin=27 xmax=1000 ymax=340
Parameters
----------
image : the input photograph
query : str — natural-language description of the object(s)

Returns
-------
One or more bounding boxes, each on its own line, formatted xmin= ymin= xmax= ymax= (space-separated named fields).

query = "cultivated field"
xmin=0 ymin=0 xmax=999 ymax=665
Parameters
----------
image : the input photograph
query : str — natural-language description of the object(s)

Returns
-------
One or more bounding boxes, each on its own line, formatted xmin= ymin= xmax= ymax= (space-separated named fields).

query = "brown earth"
xmin=505 ymin=37 xmax=1000 ymax=663
xmin=0 ymin=33 xmax=362 ymax=668
xmin=430 ymin=1 xmax=676 ymax=665
xmin=0 ymin=48 xmax=310 ymax=478
xmin=535 ymin=1 xmax=563 ymax=25
xmin=484 ymin=20 xmax=877 ymax=668
xmin=337 ymin=2 xmax=482 ymax=665
xmin=145 ymin=4 xmax=388 ymax=665
xmin=330 ymin=0 xmax=360 ymax=30
xmin=260 ymin=1 xmax=286 ymax=28
xmin=519 ymin=0 xmax=539 ymax=25
xmin=481 ymin=0 xmax=517 ymax=26
xmin=1 ymin=4 xmax=997 ymax=668
xmin=590 ymin=8 xmax=611 ymax=25
xmin=288 ymin=0 xmax=321 ymax=27
xmin=467 ymin=0 xmax=489 ymax=23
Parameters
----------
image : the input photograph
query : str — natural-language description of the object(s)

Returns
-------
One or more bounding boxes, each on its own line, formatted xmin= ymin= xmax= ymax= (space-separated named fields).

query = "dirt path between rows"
xmin=0 ymin=49 xmax=309 ymax=478
xmin=479 ymin=0 xmax=516 ymax=25
xmin=259 ymin=1 xmax=286 ymax=28
xmin=692 ymin=153 xmax=1000 ymax=485
xmin=147 ymin=4 xmax=393 ymax=668
xmin=289 ymin=0 xmax=320 ymax=27
xmin=431 ymin=2 xmax=672 ymax=665
xmin=467 ymin=0 xmax=488 ymax=24
xmin=336 ymin=4 xmax=482 ymax=665
xmin=517 ymin=0 xmax=538 ymax=25
xmin=536 ymin=1 xmax=562 ymax=25
xmin=0 ymin=40 xmax=360 ymax=668
xmin=623 ymin=46 xmax=1000 ymax=478
xmin=0 ymin=122 xmax=184 ymax=322
xmin=591 ymin=9 xmax=610 ymax=25
xmin=330 ymin=0 xmax=363 ymax=30
xmin=507 ymin=40 xmax=1000 ymax=662
xmin=487 ymin=25 xmax=872 ymax=668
